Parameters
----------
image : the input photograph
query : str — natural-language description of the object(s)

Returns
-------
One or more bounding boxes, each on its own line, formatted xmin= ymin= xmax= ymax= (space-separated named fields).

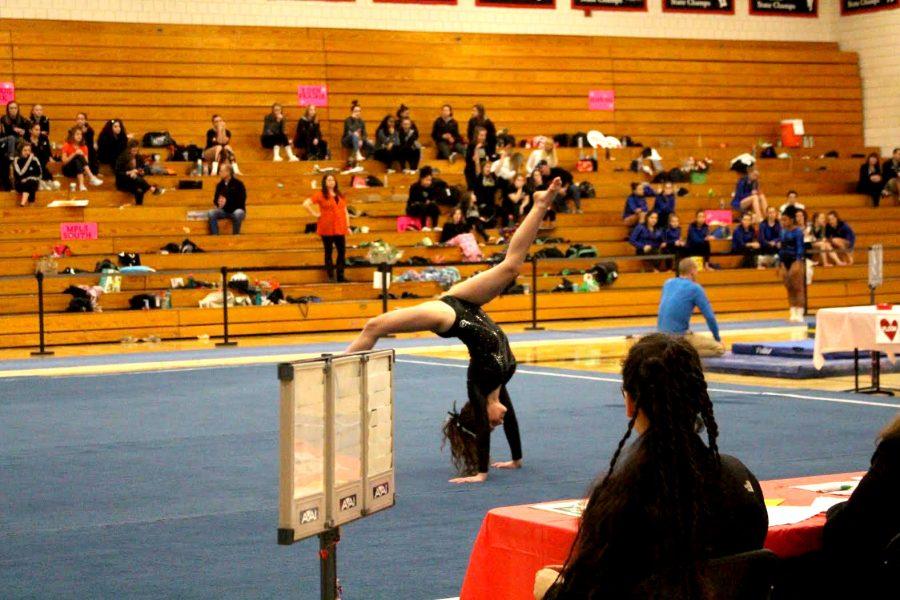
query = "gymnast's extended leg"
xmin=346 ymin=300 xmax=455 ymax=352
xmin=442 ymin=177 xmax=562 ymax=307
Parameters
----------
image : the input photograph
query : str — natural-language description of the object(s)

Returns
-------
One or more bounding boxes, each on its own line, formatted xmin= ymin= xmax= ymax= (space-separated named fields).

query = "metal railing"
xmin=23 ymin=244 xmax=894 ymax=356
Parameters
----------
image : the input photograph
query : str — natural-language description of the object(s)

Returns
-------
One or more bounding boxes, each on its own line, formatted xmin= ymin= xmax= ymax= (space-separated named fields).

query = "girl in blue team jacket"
xmin=825 ymin=210 xmax=856 ymax=265
xmin=731 ymin=212 xmax=761 ymax=268
xmin=630 ymin=211 xmax=664 ymax=271
xmin=687 ymin=210 xmax=714 ymax=269
xmin=779 ymin=206 xmax=807 ymax=323
xmin=660 ymin=213 xmax=685 ymax=271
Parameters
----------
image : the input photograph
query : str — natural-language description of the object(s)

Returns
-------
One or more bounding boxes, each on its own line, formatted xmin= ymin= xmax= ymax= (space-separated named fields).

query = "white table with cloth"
xmin=813 ymin=305 xmax=899 ymax=394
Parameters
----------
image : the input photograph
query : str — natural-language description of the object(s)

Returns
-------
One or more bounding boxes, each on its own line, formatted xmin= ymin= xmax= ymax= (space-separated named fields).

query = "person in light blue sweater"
xmin=656 ymin=258 xmax=724 ymax=357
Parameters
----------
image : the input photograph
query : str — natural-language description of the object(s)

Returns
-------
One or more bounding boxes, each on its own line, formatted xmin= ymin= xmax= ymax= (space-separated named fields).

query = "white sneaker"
xmin=355 ymin=152 xmax=365 ymax=162
xmin=341 ymin=165 xmax=364 ymax=175
xmin=448 ymin=152 xmax=458 ymax=164
xmin=38 ymin=180 xmax=49 ymax=191
xmin=89 ymin=177 xmax=103 ymax=186
xmin=79 ymin=184 xmax=88 ymax=191
xmin=422 ymin=226 xmax=432 ymax=232
xmin=286 ymin=150 xmax=299 ymax=162
xmin=232 ymin=163 xmax=242 ymax=175
xmin=52 ymin=180 xmax=61 ymax=190
xmin=386 ymin=168 xmax=396 ymax=174
xmin=273 ymin=153 xmax=283 ymax=162
xmin=211 ymin=161 xmax=219 ymax=175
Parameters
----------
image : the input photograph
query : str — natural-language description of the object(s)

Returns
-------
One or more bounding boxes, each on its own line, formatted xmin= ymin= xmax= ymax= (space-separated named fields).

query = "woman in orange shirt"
xmin=61 ymin=126 xmax=103 ymax=191
xmin=303 ymin=174 xmax=350 ymax=283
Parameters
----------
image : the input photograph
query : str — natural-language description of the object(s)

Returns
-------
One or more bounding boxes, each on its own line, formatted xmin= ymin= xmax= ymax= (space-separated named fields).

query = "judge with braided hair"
xmin=537 ymin=334 xmax=767 ymax=599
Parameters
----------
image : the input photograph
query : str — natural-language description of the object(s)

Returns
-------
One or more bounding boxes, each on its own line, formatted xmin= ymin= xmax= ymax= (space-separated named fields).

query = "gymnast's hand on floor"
xmin=491 ymin=459 xmax=523 ymax=470
xmin=449 ymin=472 xmax=488 ymax=484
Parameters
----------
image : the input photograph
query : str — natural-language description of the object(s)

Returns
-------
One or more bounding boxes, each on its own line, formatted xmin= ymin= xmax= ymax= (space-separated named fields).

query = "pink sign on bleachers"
xmin=0 ymin=82 xmax=14 ymax=104
xmin=297 ymin=85 xmax=328 ymax=107
xmin=704 ymin=209 xmax=733 ymax=226
xmin=588 ymin=89 xmax=615 ymax=111
xmin=60 ymin=222 xmax=98 ymax=241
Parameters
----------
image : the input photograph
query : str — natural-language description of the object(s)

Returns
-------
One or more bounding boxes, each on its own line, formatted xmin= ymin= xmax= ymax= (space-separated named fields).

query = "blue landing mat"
xmin=704 ymin=352 xmax=899 ymax=379
xmin=731 ymin=339 xmax=872 ymax=361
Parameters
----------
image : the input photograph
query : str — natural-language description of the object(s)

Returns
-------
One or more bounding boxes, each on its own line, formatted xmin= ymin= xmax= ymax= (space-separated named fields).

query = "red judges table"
xmin=459 ymin=472 xmax=863 ymax=600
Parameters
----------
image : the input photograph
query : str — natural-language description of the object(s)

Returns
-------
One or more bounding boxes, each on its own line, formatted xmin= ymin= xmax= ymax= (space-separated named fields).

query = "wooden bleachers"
xmin=0 ymin=19 xmax=897 ymax=349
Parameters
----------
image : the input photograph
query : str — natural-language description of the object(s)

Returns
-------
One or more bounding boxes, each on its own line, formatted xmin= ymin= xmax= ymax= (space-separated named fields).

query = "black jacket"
xmin=1 ymin=113 xmax=28 ymax=138
xmin=467 ymin=117 xmax=497 ymax=156
xmin=98 ymin=131 xmax=128 ymax=166
xmin=29 ymin=115 xmax=50 ymax=136
xmin=857 ymin=163 xmax=884 ymax=196
xmin=431 ymin=117 xmax=463 ymax=145
xmin=823 ymin=434 xmax=900 ymax=590
xmin=26 ymin=134 xmax=52 ymax=166
xmin=205 ymin=128 xmax=232 ymax=150
xmin=883 ymin=158 xmax=900 ymax=182
xmin=294 ymin=117 xmax=322 ymax=149
xmin=14 ymin=154 xmax=42 ymax=183
xmin=213 ymin=177 xmax=247 ymax=214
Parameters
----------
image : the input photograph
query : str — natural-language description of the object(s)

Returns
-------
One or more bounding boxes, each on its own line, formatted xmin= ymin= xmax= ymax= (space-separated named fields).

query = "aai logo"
xmin=300 ymin=507 xmax=319 ymax=524
xmin=373 ymin=482 xmax=390 ymax=498
xmin=340 ymin=494 xmax=357 ymax=511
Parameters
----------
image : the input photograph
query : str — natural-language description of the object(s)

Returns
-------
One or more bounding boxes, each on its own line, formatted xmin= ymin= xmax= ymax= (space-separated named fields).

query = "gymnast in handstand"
xmin=347 ymin=177 xmax=562 ymax=483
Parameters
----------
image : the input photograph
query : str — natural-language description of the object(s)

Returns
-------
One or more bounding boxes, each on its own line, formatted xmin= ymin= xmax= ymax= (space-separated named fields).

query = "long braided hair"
xmin=553 ymin=333 xmax=721 ymax=599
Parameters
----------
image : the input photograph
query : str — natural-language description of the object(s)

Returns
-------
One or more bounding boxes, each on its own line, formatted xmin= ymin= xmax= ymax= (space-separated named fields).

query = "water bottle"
xmin=163 ymin=289 xmax=172 ymax=309
xmin=195 ymin=159 xmax=203 ymax=177
xmin=719 ymin=198 xmax=725 ymax=210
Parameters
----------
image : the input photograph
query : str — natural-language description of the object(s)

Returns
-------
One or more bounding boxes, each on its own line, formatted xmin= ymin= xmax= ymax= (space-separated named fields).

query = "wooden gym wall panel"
xmin=0 ymin=19 xmax=865 ymax=150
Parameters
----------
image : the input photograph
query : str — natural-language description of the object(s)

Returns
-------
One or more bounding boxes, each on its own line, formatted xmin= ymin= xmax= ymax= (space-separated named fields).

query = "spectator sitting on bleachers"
xmin=293 ymin=105 xmax=329 ymax=161
xmin=75 ymin=112 xmax=99 ymax=175
xmin=808 ymin=211 xmax=844 ymax=267
xmin=758 ymin=206 xmax=782 ymax=258
xmin=731 ymin=212 xmax=761 ymax=268
xmin=115 ymin=139 xmax=161 ymax=206
xmin=13 ymin=141 xmax=41 ymax=207
xmin=342 ymin=100 xmax=374 ymax=163
xmin=374 ymin=115 xmax=401 ymax=173
xmin=208 ymin=162 xmax=246 ymax=235
xmin=431 ymin=104 xmax=466 ymax=163
xmin=652 ymin=181 xmax=677 ymax=226
xmin=882 ymin=147 xmax=900 ymax=202
xmin=660 ymin=213 xmax=685 ymax=271
xmin=464 ymin=126 xmax=489 ymax=190
xmin=857 ymin=153 xmax=884 ymax=207
xmin=439 ymin=207 xmax=470 ymax=243
xmin=203 ymin=114 xmax=240 ymax=176
xmin=261 ymin=102 xmax=298 ymax=163
xmin=491 ymin=134 xmax=520 ymax=191
xmin=475 ymin=162 xmax=499 ymax=217
xmin=537 ymin=160 xmax=580 ymax=214
xmin=686 ymin=210 xmax=716 ymax=270
xmin=406 ymin=166 xmax=442 ymax=231
xmin=395 ymin=104 xmax=419 ymax=137
xmin=60 ymin=126 xmax=103 ymax=190
xmin=522 ymin=169 xmax=556 ymax=228
xmin=397 ymin=117 xmax=421 ymax=175
xmin=467 ymin=104 xmax=497 ymax=157
xmin=25 ymin=122 xmax=57 ymax=190
xmin=825 ymin=210 xmax=855 ymax=265
xmin=28 ymin=104 xmax=50 ymax=137
xmin=526 ymin=137 xmax=558 ymax=174
xmin=462 ymin=190 xmax=491 ymax=242
xmin=1 ymin=101 xmax=28 ymax=191
xmin=622 ymin=182 xmax=653 ymax=228
xmin=778 ymin=190 xmax=805 ymax=214
xmin=629 ymin=211 xmax=663 ymax=272
xmin=504 ymin=173 xmax=530 ymax=228
xmin=97 ymin=119 xmax=130 ymax=170
xmin=732 ymin=169 xmax=767 ymax=222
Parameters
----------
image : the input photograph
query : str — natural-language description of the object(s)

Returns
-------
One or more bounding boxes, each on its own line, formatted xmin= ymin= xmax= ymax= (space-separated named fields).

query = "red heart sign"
xmin=880 ymin=319 xmax=898 ymax=342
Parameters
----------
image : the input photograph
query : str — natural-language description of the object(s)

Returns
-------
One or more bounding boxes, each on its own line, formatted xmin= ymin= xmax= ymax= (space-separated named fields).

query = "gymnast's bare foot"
xmin=491 ymin=459 xmax=523 ymax=470
xmin=449 ymin=472 xmax=488 ymax=484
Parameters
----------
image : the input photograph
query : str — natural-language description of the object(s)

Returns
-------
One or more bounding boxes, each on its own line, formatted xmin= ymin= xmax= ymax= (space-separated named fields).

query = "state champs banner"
xmin=841 ymin=0 xmax=898 ymax=15
xmin=664 ymin=0 xmax=734 ymax=12
xmin=750 ymin=0 xmax=818 ymax=16
xmin=572 ymin=0 xmax=647 ymax=11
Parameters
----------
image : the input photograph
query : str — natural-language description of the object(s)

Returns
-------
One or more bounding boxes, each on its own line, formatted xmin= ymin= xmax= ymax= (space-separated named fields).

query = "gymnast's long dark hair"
xmin=442 ymin=401 xmax=480 ymax=475
xmin=551 ymin=333 xmax=721 ymax=599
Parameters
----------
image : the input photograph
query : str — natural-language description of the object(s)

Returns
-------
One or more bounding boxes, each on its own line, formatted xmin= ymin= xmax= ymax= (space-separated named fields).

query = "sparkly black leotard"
xmin=437 ymin=295 xmax=522 ymax=473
